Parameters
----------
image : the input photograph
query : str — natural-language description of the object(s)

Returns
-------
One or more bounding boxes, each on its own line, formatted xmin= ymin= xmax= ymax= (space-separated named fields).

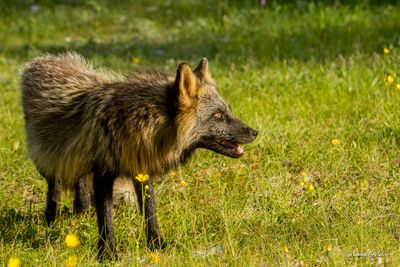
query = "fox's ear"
xmin=194 ymin=58 xmax=210 ymax=81
xmin=174 ymin=63 xmax=199 ymax=108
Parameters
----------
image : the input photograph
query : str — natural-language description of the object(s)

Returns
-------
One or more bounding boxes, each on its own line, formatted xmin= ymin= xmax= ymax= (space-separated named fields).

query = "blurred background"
xmin=0 ymin=0 xmax=399 ymax=68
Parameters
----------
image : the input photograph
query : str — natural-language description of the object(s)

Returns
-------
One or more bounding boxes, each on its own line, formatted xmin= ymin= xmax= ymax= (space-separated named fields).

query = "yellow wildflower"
xmin=300 ymin=171 xmax=306 ymax=177
xmin=383 ymin=47 xmax=390 ymax=54
xmin=65 ymin=233 xmax=80 ymax=248
xmin=169 ymin=171 xmax=177 ymax=177
xmin=65 ymin=255 xmax=78 ymax=267
xmin=387 ymin=75 xmax=395 ymax=84
xmin=396 ymin=84 xmax=400 ymax=91
xmin=331 ymin=139 xmax=341 ymax=145
xmin=131 ymin=57 xmax=141 ymax=64
xmin=7 ymin=257 xmax=21 ymax=267
xmin=308 ymin=184 xmax=315 ymax=191
xmin=144 ymin=185 xmax=149 ymax=190
xmin=283 ymin=246 xmax=289 ymax=253
xmin=299 ymin=181 xmax=305 ymax=187
xmin=359 ymin=181 xmax=366 ymax=187
xmin=147 ymin=252 xmax=160 ymax=264
xmin=180 ymin=180 xmax=188 ymax=187
xmin=135 ymin=173 xmax=149 ymax=182
xmin=326 ymin=244 xmax=333 ymax=252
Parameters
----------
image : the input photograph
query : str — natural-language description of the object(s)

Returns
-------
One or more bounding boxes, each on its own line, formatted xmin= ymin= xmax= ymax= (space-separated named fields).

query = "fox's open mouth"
xmin=199 ymin=127 xmax=257 ymax=159
xmin=216 ymin=139 xmax=244 ymax=158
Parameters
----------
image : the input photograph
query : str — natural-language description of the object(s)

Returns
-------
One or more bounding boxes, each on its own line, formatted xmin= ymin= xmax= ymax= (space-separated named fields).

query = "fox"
xmin=20 ymin=53 xmax=258 ymax=260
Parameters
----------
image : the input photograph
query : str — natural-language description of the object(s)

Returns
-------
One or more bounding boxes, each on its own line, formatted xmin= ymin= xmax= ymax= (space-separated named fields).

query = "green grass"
xmin=1 ymin=0 xmax=400 ymax=266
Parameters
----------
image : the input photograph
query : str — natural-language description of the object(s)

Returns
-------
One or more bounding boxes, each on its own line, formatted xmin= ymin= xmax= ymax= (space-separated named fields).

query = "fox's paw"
xmin=147 ymin=236 xmax=167 ymax=250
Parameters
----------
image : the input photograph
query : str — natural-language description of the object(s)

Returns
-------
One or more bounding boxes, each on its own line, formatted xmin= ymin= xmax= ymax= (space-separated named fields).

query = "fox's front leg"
xmin=133 ymin=179 xmax=165 ymax=249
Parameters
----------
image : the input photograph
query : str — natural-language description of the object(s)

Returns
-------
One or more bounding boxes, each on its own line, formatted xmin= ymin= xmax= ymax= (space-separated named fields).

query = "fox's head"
xmin=173 ymin=58 xmax=258 ymax=158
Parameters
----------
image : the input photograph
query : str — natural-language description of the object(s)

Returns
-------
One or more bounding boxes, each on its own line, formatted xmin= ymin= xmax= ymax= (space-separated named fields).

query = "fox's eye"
xmin=213 ymin=112 xmax=224 ymax=119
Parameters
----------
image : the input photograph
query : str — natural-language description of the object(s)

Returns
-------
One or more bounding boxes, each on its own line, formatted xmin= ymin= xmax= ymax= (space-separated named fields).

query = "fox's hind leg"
xmin=92 ymin=167 xmax=116 ymax=261
xmin=133 ymin=180 xmax=165 ymax=250
xmin=74 ymin=174 xmax=93 ymax=213
xmin=45 ymin=178 xmax=61 ymax=224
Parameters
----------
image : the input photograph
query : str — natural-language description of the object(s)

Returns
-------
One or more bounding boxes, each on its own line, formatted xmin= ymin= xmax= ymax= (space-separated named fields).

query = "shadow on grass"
xmin=5 ymin=6 xmax=399 ymax=66
xmin=0 ymin=207 xmax=84 ymax=248
xmin=0 ymin=208 xmax=53 ymax=247
xmin=381 ymin=127 xmax=400 ymax=145
xmin=8 ymin=15 xmax=400 ymax=65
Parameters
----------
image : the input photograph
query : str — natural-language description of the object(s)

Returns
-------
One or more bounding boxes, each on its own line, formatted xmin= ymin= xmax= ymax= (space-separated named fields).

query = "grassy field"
xmin=1 ymin=0 xmax=400 ymax=266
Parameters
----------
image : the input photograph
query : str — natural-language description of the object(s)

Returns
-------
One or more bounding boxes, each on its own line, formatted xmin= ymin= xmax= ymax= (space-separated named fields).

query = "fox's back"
xmin=19 ymin=53 xmax=176 ymax=184
xmin=21 ymin=53 xmax=117 ymax=118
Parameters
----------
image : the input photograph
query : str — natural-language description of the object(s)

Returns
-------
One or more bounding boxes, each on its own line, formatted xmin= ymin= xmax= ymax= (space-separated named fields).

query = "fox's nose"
xmin=250 ymin=128 xmax=258 ymax=138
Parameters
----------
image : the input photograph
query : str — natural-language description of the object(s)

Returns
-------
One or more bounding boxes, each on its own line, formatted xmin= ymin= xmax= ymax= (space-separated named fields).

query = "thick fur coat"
xmin=21 ymin=53 xmax=257 ymax=260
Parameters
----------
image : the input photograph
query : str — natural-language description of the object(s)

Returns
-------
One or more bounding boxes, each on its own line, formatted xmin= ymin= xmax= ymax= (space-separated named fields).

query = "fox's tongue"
xmin=218 ymin=140 xmax=245 ymax=156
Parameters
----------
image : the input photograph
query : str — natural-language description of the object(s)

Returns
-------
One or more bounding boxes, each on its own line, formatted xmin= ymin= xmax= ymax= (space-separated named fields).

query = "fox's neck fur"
xmin=93 ymin=76 xmax=196 ymax=178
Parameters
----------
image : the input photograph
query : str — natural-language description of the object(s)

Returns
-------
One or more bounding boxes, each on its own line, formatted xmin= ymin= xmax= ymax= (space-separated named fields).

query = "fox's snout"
xmin=248 ymin=127 xmax=258 ymax=140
